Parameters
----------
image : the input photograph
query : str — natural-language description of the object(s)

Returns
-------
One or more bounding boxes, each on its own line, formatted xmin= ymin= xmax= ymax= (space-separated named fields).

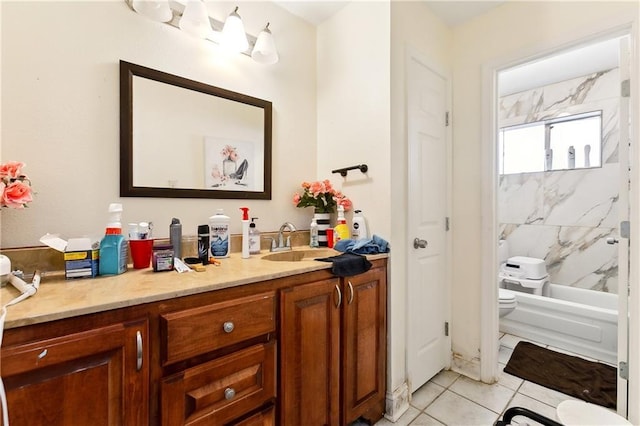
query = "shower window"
xmin=499 ymin=110 xmax=602 ymax=174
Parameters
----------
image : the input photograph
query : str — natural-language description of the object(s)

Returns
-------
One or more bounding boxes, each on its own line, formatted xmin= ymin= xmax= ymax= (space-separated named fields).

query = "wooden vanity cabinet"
xmin=159 ymin=291 xmax=277 ymax=426
xmin=0 ymin=316 xmax=149 ymax=426
xmin=279 ymin=265 xmax=387 ymax=425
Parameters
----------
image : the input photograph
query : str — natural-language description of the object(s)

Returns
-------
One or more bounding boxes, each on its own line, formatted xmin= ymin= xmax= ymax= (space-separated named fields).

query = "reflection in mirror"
xmin=120 ymin=60 xmax=272 ymax=199
xmin=499 ymin=111 xmax=602 ymax=175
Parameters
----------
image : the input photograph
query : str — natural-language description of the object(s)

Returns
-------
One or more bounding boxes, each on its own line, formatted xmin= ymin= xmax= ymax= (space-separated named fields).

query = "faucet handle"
xmin=263 ymin=236 xmax=277 ymax=250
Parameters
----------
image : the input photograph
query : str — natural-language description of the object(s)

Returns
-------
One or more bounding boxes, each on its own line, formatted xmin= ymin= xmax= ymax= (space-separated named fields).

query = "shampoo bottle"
xmin=197 ymin=224 xmax=210 ymax=265
xmin=249 ymin=217 xmax=261 ymax=255
xmin=351 ymin=210 xmax=369 ymax=241
xmin=309 ymin=218 xmax=319 ymax=248
xmin=334 ymin=205 xmax=350 ymax=242
xmin=99 ymin=203 xmax=128 ymax=276
xmin=209 ymin=209 xmax=230 ymax=258
xmin=240 ymin=207 xmax=250 ymax=259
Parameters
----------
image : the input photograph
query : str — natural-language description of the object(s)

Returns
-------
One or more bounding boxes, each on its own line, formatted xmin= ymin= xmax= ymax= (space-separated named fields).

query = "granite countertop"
xmin=1 ymin=248 xmax=387 ymax=330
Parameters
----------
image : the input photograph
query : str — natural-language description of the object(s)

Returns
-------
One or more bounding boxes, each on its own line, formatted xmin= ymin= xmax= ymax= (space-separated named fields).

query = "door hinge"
xmin=621 ymin=79 xmax=631 ymax=98
xmin=445 ymin=111 xmax=450 ymax=127
xmin=620 ymin=361 xmax=629 ymax=380
xmin=444 ymin=322 xmax=449 ymax=336
xmin=445 ymin=217 xmax=450 ymax=231
xmin=621 ymin=220 xmax=630 ymax=239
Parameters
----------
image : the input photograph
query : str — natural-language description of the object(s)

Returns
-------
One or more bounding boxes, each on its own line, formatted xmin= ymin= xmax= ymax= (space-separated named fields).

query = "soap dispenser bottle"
xmin=248 ymin=217 xmax=261 ymax=255
xmin=240 ymin=207 xmax=250 ymax=259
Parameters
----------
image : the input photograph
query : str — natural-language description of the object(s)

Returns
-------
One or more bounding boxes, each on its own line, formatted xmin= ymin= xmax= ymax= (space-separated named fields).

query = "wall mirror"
xmin=120 ymin=60 xmax=272 ymax=199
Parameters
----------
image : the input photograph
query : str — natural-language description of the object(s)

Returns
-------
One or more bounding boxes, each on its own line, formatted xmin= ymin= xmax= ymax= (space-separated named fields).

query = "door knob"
xmin=413 ymin=238 xmax=428 ymax=249
xmin=606 ymin=237 xmax=619 ymax=245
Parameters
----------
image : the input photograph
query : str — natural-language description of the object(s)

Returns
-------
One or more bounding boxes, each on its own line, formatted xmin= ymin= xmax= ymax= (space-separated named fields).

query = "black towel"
xmin=315 ymin=252 xmax=372 ymax=277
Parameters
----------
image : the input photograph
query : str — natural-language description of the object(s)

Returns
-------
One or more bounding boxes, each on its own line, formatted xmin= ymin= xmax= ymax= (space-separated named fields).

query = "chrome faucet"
xmin=269 ymin=222 xmax=297 ymax=252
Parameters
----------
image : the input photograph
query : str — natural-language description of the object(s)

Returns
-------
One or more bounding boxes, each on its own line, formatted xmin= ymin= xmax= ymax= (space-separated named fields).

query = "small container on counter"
xmin=153 ymin=244 xmax=174 ymax=272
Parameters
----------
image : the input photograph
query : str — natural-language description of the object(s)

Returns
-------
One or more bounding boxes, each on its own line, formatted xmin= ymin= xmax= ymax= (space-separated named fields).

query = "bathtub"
xmin=499 ymin=283 xmax=618 ymax=365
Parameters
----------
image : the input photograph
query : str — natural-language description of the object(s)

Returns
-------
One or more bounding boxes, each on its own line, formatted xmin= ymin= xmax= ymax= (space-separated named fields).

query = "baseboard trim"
xmin=451 ymin=352 xmax=481 ymax=381
xmin=384 ymin=381 xmax=410 ymax=422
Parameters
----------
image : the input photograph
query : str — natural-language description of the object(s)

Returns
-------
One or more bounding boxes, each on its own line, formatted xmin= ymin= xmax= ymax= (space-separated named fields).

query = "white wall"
xmin=452 ymin=0 xmax=638 ymax=384
xmin=0 ymin=1 xmax=317 ymax=247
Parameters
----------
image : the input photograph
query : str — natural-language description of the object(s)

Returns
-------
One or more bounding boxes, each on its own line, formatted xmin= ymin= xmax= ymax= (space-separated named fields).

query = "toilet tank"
xmin=502 ymin=256 xmax=547 ymax=280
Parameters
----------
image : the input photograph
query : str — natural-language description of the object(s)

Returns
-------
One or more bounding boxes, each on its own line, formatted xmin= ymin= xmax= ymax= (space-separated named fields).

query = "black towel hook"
xmin=331 ymin=164 xmax=368 ymax=177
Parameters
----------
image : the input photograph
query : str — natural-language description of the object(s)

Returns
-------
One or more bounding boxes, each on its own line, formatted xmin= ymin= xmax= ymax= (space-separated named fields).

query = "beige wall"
xmin=451 ymin=0 xmax=639 ymax=372
xmin=316 ymin=1 xmax=391 ymax=238
xmin=1 ymin=1 xmax=317 ymax=247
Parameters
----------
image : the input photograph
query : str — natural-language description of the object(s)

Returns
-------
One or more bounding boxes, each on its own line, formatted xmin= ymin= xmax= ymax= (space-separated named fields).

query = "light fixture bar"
xmin=124 ymin=0 xmax=258 ymax=57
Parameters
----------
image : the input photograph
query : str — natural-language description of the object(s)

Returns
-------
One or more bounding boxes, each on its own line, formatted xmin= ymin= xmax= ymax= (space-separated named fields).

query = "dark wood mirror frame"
xmin=119 ymin=60 xmax=272 ymax=199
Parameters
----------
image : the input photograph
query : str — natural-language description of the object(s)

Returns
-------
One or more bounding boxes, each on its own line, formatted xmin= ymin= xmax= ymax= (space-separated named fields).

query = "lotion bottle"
xmin=249 ymin=217 xmax=261 ymax=255
xmin=351 ymin=210 xmax=368 ymax=241
xmin=240 ymin=207 xmax=250 ymax=259
xmin=209 ymin=209 xmax=230 ymax=258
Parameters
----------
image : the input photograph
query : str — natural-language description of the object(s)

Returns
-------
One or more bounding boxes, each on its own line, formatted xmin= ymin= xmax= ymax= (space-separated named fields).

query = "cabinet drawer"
xmin=161 ymin=291 xmax=275 ymax=364
xmin=233 ymin=405 xmax=275 ymax=426
xmin=161 ymin=341 xmax=276 ymax=426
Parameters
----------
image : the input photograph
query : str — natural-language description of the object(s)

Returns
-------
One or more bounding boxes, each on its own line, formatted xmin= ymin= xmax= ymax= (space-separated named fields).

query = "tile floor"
xmin=374 ymin=333 xmax=608 ymax=426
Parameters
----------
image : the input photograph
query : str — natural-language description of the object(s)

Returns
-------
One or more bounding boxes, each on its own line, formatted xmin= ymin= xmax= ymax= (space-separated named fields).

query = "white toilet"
xmin=499 ymin=288 xmax=517 ymax=317
xmin=498 ymin=240 xmax=517 ymax=317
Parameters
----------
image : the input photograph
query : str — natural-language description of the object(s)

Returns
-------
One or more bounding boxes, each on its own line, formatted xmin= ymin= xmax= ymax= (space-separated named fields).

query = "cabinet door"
xmin=280 ymin=277 xmax=341 ymax=426
xmin=342 ymin=268 xmax=387 ymax=424
xmin=232 ymin=405 xmax=275 ymax=426
xmin=1 ymin=319 xmax=149 ymax=426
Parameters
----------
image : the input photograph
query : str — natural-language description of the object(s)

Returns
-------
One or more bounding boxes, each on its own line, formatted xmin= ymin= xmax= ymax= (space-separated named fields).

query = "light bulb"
xmin=221 ymin=7 xmax=249 ymax=53
xmin=179 ymin=0 xmax=212 ymax=39
xmin=251 ymin=23 xmax=279 ymax=64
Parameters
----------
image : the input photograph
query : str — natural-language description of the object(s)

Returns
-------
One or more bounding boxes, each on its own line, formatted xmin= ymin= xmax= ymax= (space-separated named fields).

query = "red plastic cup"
xmin=130 ymin=239 xmax=154 ymax=269
xmin=326 ymin=229 xmax=334 ymax=248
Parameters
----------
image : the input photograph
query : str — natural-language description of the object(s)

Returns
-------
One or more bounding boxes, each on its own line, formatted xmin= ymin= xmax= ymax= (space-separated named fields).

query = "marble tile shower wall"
xmin=498 ymin=69 xmax=620 ymax=293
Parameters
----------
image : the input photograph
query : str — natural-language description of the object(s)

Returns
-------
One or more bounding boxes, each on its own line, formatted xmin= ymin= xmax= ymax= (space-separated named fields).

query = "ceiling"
xmin=273 ymin=1 xmax=621 ymax=95
xmin=274 ymin=1 xmax=504 ymax=27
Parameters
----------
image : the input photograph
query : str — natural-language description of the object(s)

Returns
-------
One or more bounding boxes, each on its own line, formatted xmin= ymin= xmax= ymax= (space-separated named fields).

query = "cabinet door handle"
xmin=347 ymin=281 xmax=354 ymax=304
xmin=224 ymin=387 xmax=236 ymax=400
xmin=136 ymin=330 xmax=143 ymax=371
xmin=223 ymin=321 xmax=235 ymax=333
xmin=335 ymin=284 xmax=342 ymax=308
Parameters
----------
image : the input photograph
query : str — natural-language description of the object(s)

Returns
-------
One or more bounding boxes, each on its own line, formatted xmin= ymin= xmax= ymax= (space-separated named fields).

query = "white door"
xmin=406 ymin=49 xmax=450 ymax=393
xmin=616 ymin=35 xmax=631 ymax=417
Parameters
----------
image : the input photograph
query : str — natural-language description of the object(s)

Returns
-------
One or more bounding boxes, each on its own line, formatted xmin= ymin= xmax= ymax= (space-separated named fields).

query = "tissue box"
xmin=41 ymin=235 xmax=100 ymax=279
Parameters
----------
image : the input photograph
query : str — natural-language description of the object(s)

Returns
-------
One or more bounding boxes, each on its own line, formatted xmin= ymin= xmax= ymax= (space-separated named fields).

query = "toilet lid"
xmin=557 ymin=400 xmax=631 ymax=425
xmin=498 ymin=288 xmax=516 ymax=302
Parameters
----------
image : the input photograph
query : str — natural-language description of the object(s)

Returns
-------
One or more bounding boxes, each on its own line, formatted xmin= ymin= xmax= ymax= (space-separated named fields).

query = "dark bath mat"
xmin=504 ymin=341 xmax=617 ymax=409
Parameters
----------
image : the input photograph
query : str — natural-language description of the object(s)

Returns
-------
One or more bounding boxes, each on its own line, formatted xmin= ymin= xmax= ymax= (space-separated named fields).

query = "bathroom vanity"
xmin=0 ymin=251 xmax=387 ymax=425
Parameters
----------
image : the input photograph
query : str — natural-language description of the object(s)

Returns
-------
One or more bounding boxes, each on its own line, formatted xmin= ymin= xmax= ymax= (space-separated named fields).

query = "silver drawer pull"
xmin=224 ymin=387 xmax=236 ymax=400
xmin=223 ymin=321 xmax=235 ymax=333
xmin=136 ymin=330 xmax=143 ymax=371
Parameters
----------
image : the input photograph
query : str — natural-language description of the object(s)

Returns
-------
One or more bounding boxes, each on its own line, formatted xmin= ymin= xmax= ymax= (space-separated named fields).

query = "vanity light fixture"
xmin=125 ymin=0 xmax=279 ymax=65
xmin=251 ymin=23 xmax=279 ymax=65
xmin=131 ymin=0 xmax=172 ymax=23
xmin=179 ymin=0 xmax=213 ymax=39
xmin=221 ymin=7 xmax=249 ymax=53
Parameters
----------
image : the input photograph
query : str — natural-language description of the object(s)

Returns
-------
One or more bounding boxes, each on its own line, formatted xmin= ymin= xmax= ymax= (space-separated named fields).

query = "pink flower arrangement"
xmin=292 ymin=179 xmax=352 ymax=214
xmin=1 ymin=161 xmax=33 ymax=209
